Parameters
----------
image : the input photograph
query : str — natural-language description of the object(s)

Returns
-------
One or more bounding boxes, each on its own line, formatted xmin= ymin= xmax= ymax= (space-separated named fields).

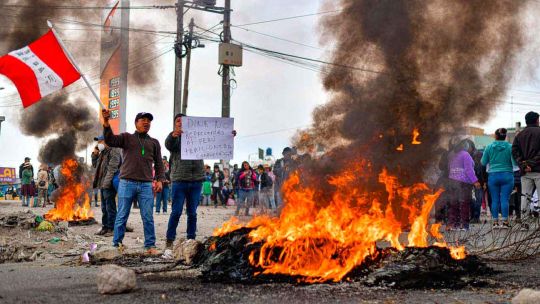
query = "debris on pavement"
xmin=512 ymin=289 xmax=540 ymax=304
xmin=97 ymin=264 xmax=137 ymax=294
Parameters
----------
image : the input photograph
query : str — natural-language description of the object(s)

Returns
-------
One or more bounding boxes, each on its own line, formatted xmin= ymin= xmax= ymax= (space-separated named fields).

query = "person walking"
xmin=155 ymin=158 xmax=171 ymax=214
xmin=235 ymin=161 xmax=257 ymax=216
xmin=482 ymin=128 xmax=516 ymax=229
xmin=92 ymin=135 xmax=121 ymax=237
xmin=447 ymin=139 xmax=481 ymax=231
xmin=512 ymin=111 xmax=540 ymax=223
xmin=211 ymin=165 xmax=225 ymax=208
xmin=36 ymin=164 xmax=49 ymax=208
xmin=102 ymin=110 xmax=165 ymax=255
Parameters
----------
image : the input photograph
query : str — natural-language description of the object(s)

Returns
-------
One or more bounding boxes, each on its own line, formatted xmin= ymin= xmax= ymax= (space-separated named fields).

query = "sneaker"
xmin=95 ymin=228 xmax=108 ymax=236
xmin=145 ymin=247 xmax=160 ymax=256
xmin=156 ymin=212 xmax=160 ymax=215
xmin=165 ymin=239 xmax=174 ymax=249
xmin=492 ymin=221 xmax=500 ymax=229
xmin=501 ymin=221 xmax=510 ymax=229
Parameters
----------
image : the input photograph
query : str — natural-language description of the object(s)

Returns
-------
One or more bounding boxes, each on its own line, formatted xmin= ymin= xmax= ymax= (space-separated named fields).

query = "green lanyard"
xmin=137 ymin=134 xmax=147 ymax=156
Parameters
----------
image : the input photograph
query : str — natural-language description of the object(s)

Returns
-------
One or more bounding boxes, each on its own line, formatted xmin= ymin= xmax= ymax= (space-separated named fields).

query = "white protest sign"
xmin=181 ymin=116 xmax=235 ymax=160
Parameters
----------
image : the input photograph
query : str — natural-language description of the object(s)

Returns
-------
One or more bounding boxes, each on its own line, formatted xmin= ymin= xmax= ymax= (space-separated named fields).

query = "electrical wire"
xmin=0 ymin=4 xmax=175 ymax=10
xmin=231 ymin=25 xmax=321 ymax=50
xmin=234 ymin=10 xmax=342 ymax=27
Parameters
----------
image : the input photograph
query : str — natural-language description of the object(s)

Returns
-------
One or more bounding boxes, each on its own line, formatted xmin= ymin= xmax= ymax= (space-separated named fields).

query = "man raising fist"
xmin=102 ymin=109 xmax=165 ymax=255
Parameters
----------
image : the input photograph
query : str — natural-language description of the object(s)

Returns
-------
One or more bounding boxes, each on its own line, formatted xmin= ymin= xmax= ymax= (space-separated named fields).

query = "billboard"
xmin=0 ymin=167 xmax=17 ymax=183
xmin=99 ymin=0 xmax=129 ymax=133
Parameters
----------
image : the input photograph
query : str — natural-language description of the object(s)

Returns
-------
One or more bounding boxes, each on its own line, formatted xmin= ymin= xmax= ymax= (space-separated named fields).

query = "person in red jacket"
xmin=235 ymin=161 xmax=257 ymax=216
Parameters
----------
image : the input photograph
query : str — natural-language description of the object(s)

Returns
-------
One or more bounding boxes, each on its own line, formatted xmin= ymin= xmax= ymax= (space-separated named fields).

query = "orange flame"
xmin=430 ymin=223 xmax=466 ymax=260
xmin=215 ymin=165 xmax=466 ymax=282
xmin=412 ymin=129 xmax=422 ymax=145
xmin=44 ymin=159 xmax=94 ymax=222
xmin=396 ymin=144 xmax=404 ymax=151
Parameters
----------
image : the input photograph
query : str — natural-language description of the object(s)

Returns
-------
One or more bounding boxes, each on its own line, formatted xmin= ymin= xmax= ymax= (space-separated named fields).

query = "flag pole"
xmin=47 ymin=20 xmax=106 ymax=110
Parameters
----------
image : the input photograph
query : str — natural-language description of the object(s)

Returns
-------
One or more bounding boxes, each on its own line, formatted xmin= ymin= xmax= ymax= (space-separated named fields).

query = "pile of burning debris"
xmin=194 ymin=227 xmax=491 ymax=289
xmin=189 ymin=167 xmax=491 ymax=289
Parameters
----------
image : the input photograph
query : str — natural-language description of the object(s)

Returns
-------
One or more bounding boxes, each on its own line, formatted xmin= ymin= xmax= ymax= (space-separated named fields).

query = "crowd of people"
xmin=435 ymin=111 xmax=540 ymax=231
xmin=88 ymin=110 xmax=296 ymax=254
xmin=13 ymin=109 xmax=540 ymax=255
xmin=10 ymin=157 xmax=58 ymax=208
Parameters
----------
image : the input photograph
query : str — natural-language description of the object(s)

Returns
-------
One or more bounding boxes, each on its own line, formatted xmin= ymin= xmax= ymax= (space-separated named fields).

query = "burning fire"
xmin=412 ymin=128 xmax=422 ymax=145
xmin=215 ymin=164 xmax=465 ymax=283
xmin=44 ymin=159 xmax=94 ymax=222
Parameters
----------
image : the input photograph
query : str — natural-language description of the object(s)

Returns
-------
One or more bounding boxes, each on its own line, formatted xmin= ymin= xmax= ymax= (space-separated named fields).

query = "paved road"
xmin=0 ymin=260 xmax=523 ymax=304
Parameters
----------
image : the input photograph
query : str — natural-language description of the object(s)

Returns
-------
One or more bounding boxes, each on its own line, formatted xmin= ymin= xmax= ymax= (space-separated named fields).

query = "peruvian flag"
xmin=0 ymin=30 xmax=81 ymax=108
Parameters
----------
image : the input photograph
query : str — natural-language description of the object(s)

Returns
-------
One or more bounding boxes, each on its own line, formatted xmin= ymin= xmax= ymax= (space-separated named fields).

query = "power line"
xmin=234 ymin=10 xmax=342 ymax=27
xmin=231 ymin=25 xmax=322 ymax=50
xmin=0 ymin=4 xmax=175 ymax=10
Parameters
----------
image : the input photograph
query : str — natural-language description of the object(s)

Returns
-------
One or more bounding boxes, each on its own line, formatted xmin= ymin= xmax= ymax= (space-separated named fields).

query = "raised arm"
xmin=165 ymin=132 xmax=181 ymax=153
xmin=101 ymin=109 xmax=125 ymax=148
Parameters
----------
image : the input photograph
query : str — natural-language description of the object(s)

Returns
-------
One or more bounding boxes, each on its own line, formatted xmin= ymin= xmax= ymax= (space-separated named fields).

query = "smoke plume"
xmin=0 ymin=0 xmax=163 ymax=164
xmin=296 ymin=0 xmax=531 ymax=185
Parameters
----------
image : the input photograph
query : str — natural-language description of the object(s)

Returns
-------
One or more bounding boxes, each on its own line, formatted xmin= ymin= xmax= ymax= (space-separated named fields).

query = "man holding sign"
xmin=165 ymin=114 xmax=236 ymax=248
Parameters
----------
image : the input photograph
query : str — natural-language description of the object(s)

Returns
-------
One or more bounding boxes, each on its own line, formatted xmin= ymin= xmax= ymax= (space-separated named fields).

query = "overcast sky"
xmin=1 ymin=0 xmax=540 ymax=170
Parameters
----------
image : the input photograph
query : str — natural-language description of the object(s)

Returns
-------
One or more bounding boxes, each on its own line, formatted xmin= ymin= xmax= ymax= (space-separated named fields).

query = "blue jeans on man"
xmin=113 ymin=179 xmax=156 ymax=249
xmin=101 ymin=188 xmax=117 ymax=230
xmin=155 ymin=184 xmax=170 ymax=213
xmin=166 ymin=181 xmax=202 ymax=241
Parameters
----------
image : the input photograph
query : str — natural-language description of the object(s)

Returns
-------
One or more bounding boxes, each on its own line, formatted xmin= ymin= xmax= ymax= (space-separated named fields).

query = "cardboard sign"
xmin=181 ymin=116 xmax=234 ymax=160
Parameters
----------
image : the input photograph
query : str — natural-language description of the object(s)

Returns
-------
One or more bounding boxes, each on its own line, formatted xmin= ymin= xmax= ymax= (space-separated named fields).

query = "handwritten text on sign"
xmin=181 ymin=116 xmax=234 ymax=160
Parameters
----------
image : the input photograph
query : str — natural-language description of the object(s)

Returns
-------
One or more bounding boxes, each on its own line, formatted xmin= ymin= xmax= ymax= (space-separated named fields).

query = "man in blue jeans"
xmin=91 ymin=135 xmax=121 ymax=236
xmin=164 ymin=113 xmax=236 ymax=248
xmin=102 ymin=110 xmax=165 ymax=255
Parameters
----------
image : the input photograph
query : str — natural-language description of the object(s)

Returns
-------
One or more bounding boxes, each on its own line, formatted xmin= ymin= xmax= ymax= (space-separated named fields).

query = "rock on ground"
xmin=96 ymin=264 xmax=136 ymax=294
xmin=173 ymin=239 xmax=203 ymax=265
xmin=512 ymin=289 xmax=540 ymax=304
xmin=92 ymin=246 xmax=121 ymax=261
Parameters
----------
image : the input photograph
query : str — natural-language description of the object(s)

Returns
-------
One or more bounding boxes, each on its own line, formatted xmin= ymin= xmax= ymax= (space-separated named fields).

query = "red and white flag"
xmin=0 ymin=30 xmax=81 ymax=108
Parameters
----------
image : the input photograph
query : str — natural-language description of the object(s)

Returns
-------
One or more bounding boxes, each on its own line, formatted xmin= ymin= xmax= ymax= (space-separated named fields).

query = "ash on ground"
xmin=195 ymin=228 xmax=492 ymax=288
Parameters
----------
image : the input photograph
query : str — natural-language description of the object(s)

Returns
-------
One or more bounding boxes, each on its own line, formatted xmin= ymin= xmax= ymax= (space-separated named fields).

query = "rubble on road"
xmin=173 ymin=239 xmax=203 ymax=265
xmin=0 ymin=211 xmax=38 ymax=229
xmin=195 ymin=228 xmax=493 ymax=288
xmin=97 ymin=264 xmax=137 ymax=294
xmin=512 ymin=289 xmax=540 ymax=304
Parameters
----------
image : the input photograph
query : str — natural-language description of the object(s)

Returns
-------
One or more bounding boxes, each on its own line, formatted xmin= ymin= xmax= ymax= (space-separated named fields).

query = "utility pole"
xmin=182 ymin=18 xmax=195 ymax=114
xmin=0 ymin=116 xmax=5 ymax=136
xmin=173 ymin=0 xmax=184 ymax=118
xmin=222 ymin=0 xmax=231 ymax=118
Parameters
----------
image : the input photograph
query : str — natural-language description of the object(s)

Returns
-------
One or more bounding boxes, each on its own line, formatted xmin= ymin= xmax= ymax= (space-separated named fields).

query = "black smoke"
xmin=0 ymin=0 xmax=163 ymax=164
xmin=296 ymin=0 xmax=531 ymax=184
